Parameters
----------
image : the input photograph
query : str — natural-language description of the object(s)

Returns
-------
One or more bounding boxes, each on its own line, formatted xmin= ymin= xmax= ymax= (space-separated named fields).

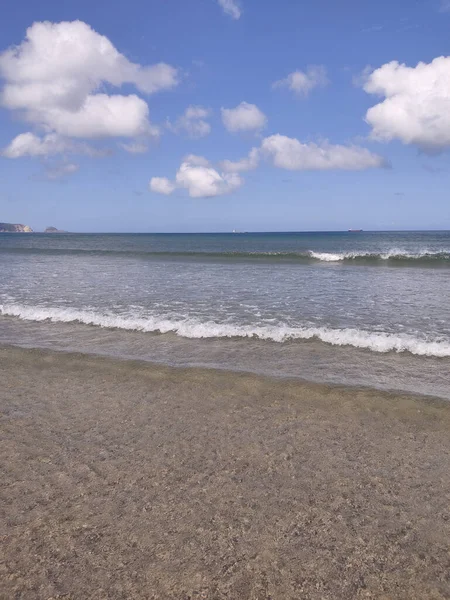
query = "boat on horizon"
xmin=348 ymin=229 xmax=363 ymax=232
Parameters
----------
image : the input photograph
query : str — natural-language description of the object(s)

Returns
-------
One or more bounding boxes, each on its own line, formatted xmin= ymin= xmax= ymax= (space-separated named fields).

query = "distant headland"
xmin=45 ymin=226 xmax=68 ymax=233
xmin=0 ymin=222 xmax=68 ymax=233
xmin=0 ymin=222 xmax=33 ymax=233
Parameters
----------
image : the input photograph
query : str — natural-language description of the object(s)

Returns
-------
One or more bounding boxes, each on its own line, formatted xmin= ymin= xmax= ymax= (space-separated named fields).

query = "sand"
xmin=1 ymin=345 xmax=449 ymax=599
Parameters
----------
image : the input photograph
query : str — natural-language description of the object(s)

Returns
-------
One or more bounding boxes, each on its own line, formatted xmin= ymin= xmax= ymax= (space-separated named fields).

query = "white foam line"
xmin=309 ymin=249 xmax=450 ymax=262
xmin=1 ymin=303 xmax=450 ymax=358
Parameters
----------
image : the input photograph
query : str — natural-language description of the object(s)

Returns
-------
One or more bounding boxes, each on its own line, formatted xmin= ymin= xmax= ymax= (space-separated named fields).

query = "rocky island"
xmin=0 ymin=222 xmax=33 ymax=233
xmin=44 ymin=226 xmax=67 ymax=233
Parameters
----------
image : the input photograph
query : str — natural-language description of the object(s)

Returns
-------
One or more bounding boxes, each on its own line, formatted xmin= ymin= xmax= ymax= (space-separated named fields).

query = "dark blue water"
xmin=1 ymin=231 xmax=450 ymax=264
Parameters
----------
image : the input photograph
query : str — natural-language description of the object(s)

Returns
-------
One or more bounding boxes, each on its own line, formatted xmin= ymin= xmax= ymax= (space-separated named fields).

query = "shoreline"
xmin=1 ymin=345 xmax=450 ymax=598
xmin=1 ymin=340 xmax=449 ymax=406
xmin=0 ymin=332 xmax=450 ymax=403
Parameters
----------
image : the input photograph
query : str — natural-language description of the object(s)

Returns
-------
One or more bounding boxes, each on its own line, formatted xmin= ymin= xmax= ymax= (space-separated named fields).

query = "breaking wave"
xmin=308 ymin=250 xmax=450 ymax=263
xmin=1 ymin=303 xmax=449 ymax=358
xmin=0 ymin=246 xmax=449 ymax=265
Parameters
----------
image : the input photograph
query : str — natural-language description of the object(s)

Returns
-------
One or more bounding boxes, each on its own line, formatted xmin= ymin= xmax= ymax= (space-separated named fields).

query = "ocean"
xmin=1 ymin=230 xmax=449 ymax=399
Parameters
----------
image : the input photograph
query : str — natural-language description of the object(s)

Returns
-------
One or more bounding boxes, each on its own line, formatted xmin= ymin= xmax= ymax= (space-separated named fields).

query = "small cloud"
xmin=217 ymin=0 xmax=241 ymax=20
xmin=261 ymin=134 xmax=388 ymax=171
xmin=150 ymin=155 xmax=243 ymax=198
xmin=273 ymin=66 xmax=328 ymax=97
xmin=394 ymin=192 xmax=405 ymax=196
xmin=3 ymin=133 xmax=74 ymax=158
xmin=220 ymin=148 xmax=259 ymax=173
xmin=2 ymin=132 xmax=115 ymax=160
xmin=150 ymin=177 xmax=177 ymax=195
xmin=167 ymin=105 xmax=212 ymax=139
xmin=221 ymin=102 xmax=267 ymax=133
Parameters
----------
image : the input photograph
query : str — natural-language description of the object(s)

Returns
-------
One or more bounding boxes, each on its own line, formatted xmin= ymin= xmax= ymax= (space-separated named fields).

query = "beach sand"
xmin=1 ymin=346 xmax=449 ymax=599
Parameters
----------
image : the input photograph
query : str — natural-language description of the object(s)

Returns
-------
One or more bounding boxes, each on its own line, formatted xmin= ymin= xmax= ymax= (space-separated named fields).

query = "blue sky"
xmin=0 ymin=0 xmax=449 ymax=232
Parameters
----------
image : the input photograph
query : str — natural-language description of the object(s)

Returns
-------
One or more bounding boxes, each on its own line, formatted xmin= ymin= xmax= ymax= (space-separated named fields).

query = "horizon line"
xmin=7 ymin=228 xmax=450 ymax=235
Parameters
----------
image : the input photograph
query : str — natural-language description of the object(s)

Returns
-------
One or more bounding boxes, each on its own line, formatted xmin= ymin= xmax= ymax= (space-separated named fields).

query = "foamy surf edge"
xmin=309 ymin=249 xmax=450 ymax=262
xmin=1 ymin=303 xmax=449 ymax=358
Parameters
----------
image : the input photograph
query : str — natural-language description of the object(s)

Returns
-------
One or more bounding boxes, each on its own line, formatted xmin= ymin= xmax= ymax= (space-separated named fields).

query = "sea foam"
xmin=1 ymin=303 xmax=449 ymax=358
xmin=309 ymin=249 xmax=450 ymax=262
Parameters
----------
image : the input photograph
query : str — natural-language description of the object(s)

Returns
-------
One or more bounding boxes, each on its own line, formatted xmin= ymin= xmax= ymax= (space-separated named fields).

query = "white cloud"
xmin=150 ymin=177 xmax=176 ymax=195
xmin=150 ymin=155 xmax=243 ymax=198
xmin=217 ymin=0 xmax=241 ymax=20
xmin=273 ymin=66 xmax=328 ymax=97
xmin=167 ymin=105 xmax=212 ymax=138
xmin=1 ymin=132 xmax=105 ymax=158
xmin=0 ymin=20 xmax=178 ymax=157
xmin=39 ymin=94 xmax=153 ymax=139
xmin=176 ymin=161 xmax=242 ymax=197
xmin=2 ymin=132 xmax=70 ymax=158
xmin=220 ymin=147 xmax=260 ymax=172
xmin=182 ymin=154 xmax=211 ymax=167
xmin=221 ymin=102 xmax=267 ymax=133
xmin=261 ymin=134 xmax=387 ymax=170
xmin=363 ymin=56 xmax=450 ymax=152
xmin=150 ymin=136 xmax=384 ymax=199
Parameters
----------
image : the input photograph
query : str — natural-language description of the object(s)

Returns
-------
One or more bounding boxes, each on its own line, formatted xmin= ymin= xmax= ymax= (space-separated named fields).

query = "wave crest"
xmin=1 ymin=303 xmax=449 ymax=358
xmin=0 ymin=246 xmax=449 ymax=265
xmin=309 ymin=249 xmax=450 ymax=262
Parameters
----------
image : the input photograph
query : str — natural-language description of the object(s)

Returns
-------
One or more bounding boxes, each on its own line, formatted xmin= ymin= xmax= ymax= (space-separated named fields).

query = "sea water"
xmin=1 ymin=231 xmax=449 ymax=399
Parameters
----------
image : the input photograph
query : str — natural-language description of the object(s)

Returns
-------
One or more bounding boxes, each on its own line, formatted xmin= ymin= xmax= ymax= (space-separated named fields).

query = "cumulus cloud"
xmin=261 ymin=134 xmax=387 ymax=170
xmin=167 ymin=105 xmax=212 ymax=138
xmin=221 ymin=102 xmax=267 ymax=133
xmin=363 ymin=56 xmax=450 ymax=152
xmin=0 ymin=20 xmax=178 ymax=158
xmin=273 ymin=66 xmax=328 ymax=97
xmin=150 ymin=177 xmax=176 ymax=195
xmin=2 ymin=132 xmax=70 ymax=158
xmin=150 ymin=134 xmax=383 ymax=200
xmin=176 ymin=161 xmax=242 ymax=197
xmin=2 ymin=132 xmax=106 ymax=158
xmin=37 ymin=94 xmax=153 ymax=139
xmin=150 ymin=155 xmax=243 ymax=198
xmin=220 ymin=147 xmax=260 ymax=172
xmin=182 ymin=154 xmax=211 ymax=167
xmin=217 ymin=0 xmax=241 ymax=19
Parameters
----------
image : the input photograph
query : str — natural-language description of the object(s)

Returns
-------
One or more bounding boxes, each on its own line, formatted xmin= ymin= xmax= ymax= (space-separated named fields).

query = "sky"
xmin=0 ymin=0 xmax=450 ymax=232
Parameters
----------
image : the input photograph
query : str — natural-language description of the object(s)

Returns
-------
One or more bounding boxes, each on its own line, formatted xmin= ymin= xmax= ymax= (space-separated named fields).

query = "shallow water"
xmin=1 ymin=231 xmax=449 ymax=398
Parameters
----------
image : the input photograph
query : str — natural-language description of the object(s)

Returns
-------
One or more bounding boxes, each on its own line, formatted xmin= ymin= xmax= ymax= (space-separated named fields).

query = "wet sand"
xmin=1 ymin=346 xmax=449 ymax=599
